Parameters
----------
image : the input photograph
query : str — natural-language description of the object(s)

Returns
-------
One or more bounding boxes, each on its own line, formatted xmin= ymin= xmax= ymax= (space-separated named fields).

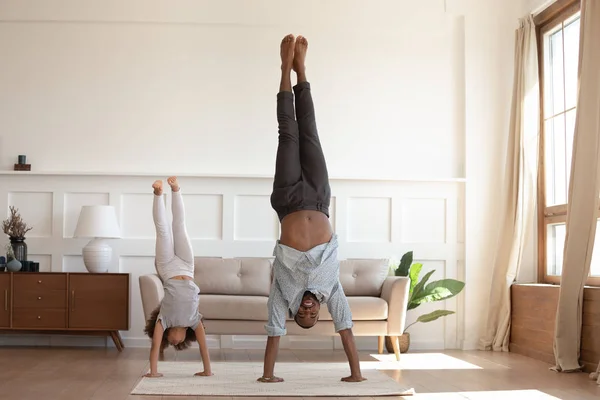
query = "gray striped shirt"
xmin=265 ymin=233 xmax=353 ymax=336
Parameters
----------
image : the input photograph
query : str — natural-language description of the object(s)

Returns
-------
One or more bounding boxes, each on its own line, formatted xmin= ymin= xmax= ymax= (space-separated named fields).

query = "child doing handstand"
xmin=143 ymin=176 xmax=212 ymax=378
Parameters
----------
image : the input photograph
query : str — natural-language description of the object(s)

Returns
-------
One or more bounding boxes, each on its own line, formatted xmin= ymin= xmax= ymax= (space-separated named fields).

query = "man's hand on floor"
xmin=257 ymin=376 xmax=284 ymax=383
xmin=341 ymin=375 xmax=367 ymax=383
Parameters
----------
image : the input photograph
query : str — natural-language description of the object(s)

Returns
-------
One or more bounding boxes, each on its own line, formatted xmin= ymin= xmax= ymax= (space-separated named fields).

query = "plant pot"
xmin=10 ymin=237 xmax=27 ymax=262
xmin=384 ymin=333 xmax=411 ymax=354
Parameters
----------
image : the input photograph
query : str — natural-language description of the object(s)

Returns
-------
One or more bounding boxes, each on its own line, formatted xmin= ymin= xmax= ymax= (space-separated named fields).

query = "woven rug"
xmin=131 ymin=362 xmax=415 ymax=397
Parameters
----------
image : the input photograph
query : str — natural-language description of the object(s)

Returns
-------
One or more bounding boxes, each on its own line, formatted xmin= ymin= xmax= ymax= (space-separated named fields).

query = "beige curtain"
xmin=479 ymin=15 xmax=539 ymax=352
xmin=552 ymin=0 xmax=600 ymax=379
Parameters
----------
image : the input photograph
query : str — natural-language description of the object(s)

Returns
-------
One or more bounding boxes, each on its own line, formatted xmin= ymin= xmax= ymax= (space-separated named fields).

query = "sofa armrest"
xmin=380 ymin=276 xmax=410 ymax=336
xmin=139 ymin=274 xmax=164 ymax=322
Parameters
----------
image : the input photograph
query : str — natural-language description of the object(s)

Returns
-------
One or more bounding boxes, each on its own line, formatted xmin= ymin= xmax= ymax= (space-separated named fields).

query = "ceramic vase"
xmin=10 ymin=237 xmax=27 ymax=262
xmin=7 ymin=258 xmax=22 ymax=272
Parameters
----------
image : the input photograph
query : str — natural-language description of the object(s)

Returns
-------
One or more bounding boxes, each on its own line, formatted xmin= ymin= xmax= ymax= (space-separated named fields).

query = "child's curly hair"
xmin=144 ymin=305 xmax=200 ymax=351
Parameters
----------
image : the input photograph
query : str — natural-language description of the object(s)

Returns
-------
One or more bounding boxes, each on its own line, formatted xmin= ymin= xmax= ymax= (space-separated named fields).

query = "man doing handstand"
xmin=258 ymin=34 xmax=365 ymax=384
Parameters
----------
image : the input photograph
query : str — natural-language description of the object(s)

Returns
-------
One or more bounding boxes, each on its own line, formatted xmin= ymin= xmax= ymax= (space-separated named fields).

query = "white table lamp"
xmin=74 ymin=205 xmax=121 ymax=273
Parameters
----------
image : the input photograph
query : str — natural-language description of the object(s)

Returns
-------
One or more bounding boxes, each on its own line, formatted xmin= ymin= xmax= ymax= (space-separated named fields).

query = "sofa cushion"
xmin=198 ymin=295 xmax=387 ymax=322
xmin=317 ymin=297 xmax=388 ymax=321
xmin=194 ymin=257 xmax=272 ymax=296
xmin=339 ymin=259 xmax=389 ymax=296
xmin=199 ymin=294 xmax=268 ymax=320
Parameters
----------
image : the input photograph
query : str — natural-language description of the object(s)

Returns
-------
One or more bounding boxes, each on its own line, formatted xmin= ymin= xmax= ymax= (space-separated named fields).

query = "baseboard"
xmin=225 ymin=335 xmax=267 ymax=349
xmin=0 ymin=334 xmax=448 ymax=351
xmin=461 ymin=339 xmax=480 ymax=351
xmin=0 ymin=333 xmax=109 ymax=348
xmin=122 ymin=335 xmax=222 ymax=349
xmin=287 ymin=336 xmax=335 ymax=350
xmin=231 ymin=336 xmax=380 ymax=351
xmin=409 ymin=340 xmax=447 ymax=351
xmin=333 ymin=336 xmax=377 ymax=351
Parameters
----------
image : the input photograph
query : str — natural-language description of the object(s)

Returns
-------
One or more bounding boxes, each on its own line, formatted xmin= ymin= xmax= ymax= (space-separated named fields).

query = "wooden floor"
xmin=0 ymin=347 xmax=598 ymax=400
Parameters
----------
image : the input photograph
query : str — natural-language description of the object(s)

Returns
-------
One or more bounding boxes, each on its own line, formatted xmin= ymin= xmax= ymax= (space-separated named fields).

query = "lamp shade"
xmin=74 ymin=205 xmax=121 ymax=239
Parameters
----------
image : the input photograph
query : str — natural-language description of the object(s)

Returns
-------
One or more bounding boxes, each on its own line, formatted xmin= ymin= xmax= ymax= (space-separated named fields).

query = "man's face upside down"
xmin=294 ymin=291 xmax=320 ymax=329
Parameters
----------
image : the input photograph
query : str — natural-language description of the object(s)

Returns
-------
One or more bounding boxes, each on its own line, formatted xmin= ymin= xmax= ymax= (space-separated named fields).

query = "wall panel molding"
xmin=0 ymin=173 xmax=465 ymax=351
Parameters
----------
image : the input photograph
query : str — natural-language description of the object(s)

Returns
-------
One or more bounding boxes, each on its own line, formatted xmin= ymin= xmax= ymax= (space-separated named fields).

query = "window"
xmin=536 ymin=0 xmax=600 ymax=286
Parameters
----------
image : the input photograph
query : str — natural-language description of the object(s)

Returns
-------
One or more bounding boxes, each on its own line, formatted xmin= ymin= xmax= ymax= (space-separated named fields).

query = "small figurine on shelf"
xmin=5 ymin=244 xmax=22 ymax=272
xmin=14 ymin=154 xmax=31 ymax=171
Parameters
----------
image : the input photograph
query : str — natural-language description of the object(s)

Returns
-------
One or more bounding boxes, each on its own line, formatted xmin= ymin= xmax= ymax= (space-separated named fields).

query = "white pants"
xmin=153 ymin=190 xmax=194 ymax=280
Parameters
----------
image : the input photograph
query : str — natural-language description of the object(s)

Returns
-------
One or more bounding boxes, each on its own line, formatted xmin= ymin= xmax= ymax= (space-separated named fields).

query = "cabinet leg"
xmin=110 ymin=331 xmax=124 ymax=352
xmin=116 ymin=331 xmax=125 ymax=349
xmin=378 ymin=336 xmax=384 ymax=354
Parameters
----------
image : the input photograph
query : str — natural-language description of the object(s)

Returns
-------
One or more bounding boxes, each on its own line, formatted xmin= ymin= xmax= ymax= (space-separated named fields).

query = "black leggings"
xmin=270 ymin=81 xmax=331 ymax=222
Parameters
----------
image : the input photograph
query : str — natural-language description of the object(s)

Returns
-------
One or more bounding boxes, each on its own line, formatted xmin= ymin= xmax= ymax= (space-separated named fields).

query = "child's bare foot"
xmin=152 ymin=180 xmax=163 ymax=196
xmin=167 ymin=176 xmax=180 ymax=192
xmin=280 ymin=34 xmax=295 ymax=72
xmin=293 ymin=36 xmax=307 ymax=74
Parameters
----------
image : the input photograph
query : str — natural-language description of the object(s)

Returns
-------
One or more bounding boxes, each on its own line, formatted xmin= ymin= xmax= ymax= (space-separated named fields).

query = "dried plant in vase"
xmin=2 ymin=206 xmax=33 ymax=239
xmin=2 ymin=206 xmax=33 ymax=262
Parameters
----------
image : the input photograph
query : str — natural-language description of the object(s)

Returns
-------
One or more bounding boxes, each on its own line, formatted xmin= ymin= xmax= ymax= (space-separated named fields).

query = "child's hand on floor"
xmin=257 ymin=376 xmax=284 ymax=383
xmin=143 ymin=372 xmax=163 ymax=378
xmin=194 ymin=370 xmax=214 ymax=377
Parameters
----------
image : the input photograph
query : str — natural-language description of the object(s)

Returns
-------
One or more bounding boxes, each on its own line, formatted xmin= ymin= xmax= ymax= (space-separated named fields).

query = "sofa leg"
xmin=390 ymin=336 xmax=401 ymax=361
xmin=378 ymin=336 xmax=384 ymax=354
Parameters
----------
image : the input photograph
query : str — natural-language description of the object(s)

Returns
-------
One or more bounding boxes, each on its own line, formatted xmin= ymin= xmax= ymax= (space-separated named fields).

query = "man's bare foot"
xmin=152 ymin=180 xmax=163 ymax=196
xmin=293 ymin=36 xmax=307 ymax=74
xmin=280 ymin=34 xmax=295 ymax=72
xmin=167 ymin=176 xmax=180 ymax=192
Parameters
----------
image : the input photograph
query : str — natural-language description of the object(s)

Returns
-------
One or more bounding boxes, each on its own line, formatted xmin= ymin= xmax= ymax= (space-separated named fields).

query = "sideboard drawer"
xmin=12 ymin=309 xmax=67 ymax=329
xmin=13 ymin=289 xmax=66 ymax=309
xmin=13 ymin=274 xmax=67 ymax=291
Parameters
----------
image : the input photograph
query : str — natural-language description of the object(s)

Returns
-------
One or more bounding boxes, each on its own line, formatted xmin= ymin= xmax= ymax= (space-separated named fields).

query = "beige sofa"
xmin=139 ymin=257 xmax=410 ymax=359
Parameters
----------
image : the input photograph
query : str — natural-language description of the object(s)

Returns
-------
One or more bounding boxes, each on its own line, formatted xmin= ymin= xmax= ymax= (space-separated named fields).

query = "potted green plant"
xmin=385 ymin=251 xmax=465 ymax=353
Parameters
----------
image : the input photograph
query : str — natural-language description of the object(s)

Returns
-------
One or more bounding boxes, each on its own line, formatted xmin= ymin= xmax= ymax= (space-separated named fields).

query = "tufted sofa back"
xmin=193 ymin=257 xmax=272 ymax=296
xmin=192 ymin=257 xmax=390 ymax=297
xmin=338 ymin=259 xmax=390 ymax=297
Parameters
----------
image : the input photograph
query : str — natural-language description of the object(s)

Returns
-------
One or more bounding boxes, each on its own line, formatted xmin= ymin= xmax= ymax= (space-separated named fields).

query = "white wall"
xmin=0 ymin=0 xmax=528 ymax=351
xmin=445 ymin=0 xmax=526 ymax=349
xmin=0 ymin=172 xmax=463 ymax=351
xmin=522 ymin=0 xmax=555 ymax=15
xmin=0 ymin=0 xmax=464 ymax=180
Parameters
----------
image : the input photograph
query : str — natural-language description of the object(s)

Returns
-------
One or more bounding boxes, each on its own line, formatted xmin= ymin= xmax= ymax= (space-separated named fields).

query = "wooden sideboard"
xmin=0 ymin=272 xmax=129 ymax=351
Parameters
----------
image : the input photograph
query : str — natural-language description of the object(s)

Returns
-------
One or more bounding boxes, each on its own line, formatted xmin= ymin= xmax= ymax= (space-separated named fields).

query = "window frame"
xmin=535 ymin=0 xmax=600 ymax=286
